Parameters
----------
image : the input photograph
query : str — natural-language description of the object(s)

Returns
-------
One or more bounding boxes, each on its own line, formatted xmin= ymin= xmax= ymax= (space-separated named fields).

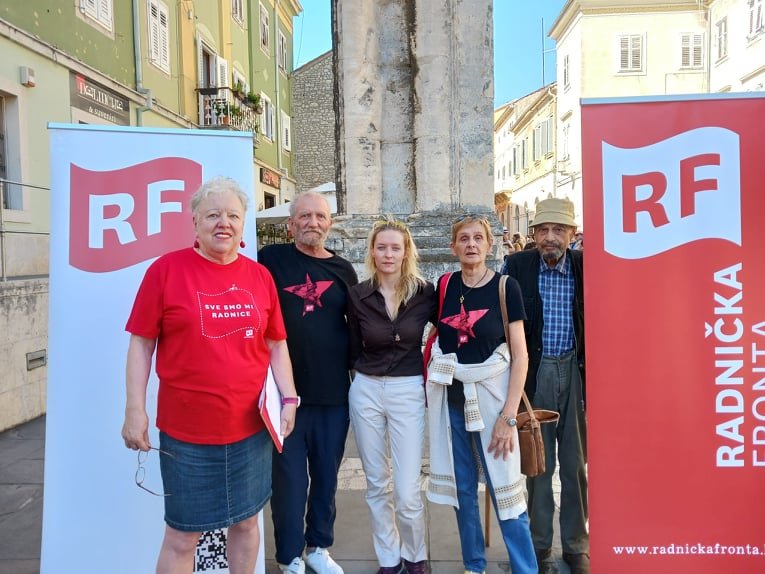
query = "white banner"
xmin=42 ymin=124 xmax=260 ymax=573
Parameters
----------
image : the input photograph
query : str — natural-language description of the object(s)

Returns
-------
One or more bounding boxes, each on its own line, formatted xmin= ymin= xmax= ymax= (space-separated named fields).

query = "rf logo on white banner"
xmin=602 ymin=127 xmax=741 ymax=259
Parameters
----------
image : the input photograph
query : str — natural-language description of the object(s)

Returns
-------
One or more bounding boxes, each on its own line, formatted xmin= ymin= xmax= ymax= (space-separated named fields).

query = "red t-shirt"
xmin=126 ymin=248 xmax=287 ymax=444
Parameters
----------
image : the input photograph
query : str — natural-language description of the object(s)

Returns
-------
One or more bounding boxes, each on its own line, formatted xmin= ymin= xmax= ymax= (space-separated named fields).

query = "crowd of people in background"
xmin=122 ymin=177 xmax=588 ymax=574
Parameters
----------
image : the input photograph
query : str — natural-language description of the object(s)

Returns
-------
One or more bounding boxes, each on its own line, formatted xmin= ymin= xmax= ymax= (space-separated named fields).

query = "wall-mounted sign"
xmin=260 ymin=167 xmax=281 ymax=189
xmin=70 ymin=73 xmax=130 ymax=126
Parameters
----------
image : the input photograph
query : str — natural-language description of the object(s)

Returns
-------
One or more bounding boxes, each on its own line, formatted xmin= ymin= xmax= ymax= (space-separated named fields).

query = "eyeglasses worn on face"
xmin=135 ymin=447 xmax=174 ymax=497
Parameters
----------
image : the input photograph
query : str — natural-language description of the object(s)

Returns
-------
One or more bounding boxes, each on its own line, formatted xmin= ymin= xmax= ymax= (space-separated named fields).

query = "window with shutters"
xmin=545 ymin=116 xmax=553 ymax=156
xmin=750 ymin=0 xmax=763 ymax=37
xmin=716 ymin=18 xmax=728 ymax=60
xmin=148 ymin=0 xmax=170 ymax=74
xmin=79 ymin=0 xmax=113 ymax=33
xmin=232 ymin=70 xmax=249 ymax=95
xmin=261 ymin=94 xmax=274 ymax=141
xmin=512 ymin=146 xmax=518 ymax=176
xmin=197 ymin=38 xmax=217 ymax=89
xmin=260 ymin=3 xmax=270 ymax=53
xmin=217 ymin=57 xmax=230 ymax=89
xmin=680 ymin=33 xmax=704 ymax=69
xmin=563 ymin=54 xmax=570 ymax=89
xmin=278 ymin=30 xmax=288 ymax=73
xmin=533 ymin=124 xmax=542 ymax=162
xmin=0 ymin=93 xmax=24 ymax=214
xmin=618 ymin=34 xmax=644 ymax=73
xmin=521 ymin=138 xmax=528 ymax=170
xmin=232 ymin=0 xmax=244 ymax=24
xmin=562 ymin=123 xmax=570 ymax=160
xmin=281 ymin=112 xmax=291 ymax=151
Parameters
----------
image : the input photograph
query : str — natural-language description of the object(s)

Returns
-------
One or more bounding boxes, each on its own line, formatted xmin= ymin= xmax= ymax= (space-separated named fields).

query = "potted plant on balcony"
xmin=232 ymin=81 xmax=244 ymax=100
xmin=246 ymin=92 xmax=263 ymax=114
xmin=213 ymin=100 xmax=230 ymax=125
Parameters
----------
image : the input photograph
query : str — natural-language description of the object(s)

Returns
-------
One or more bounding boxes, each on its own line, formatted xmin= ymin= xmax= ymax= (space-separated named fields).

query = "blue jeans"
xmin=449 ymin=404 xmax=538 ymax=574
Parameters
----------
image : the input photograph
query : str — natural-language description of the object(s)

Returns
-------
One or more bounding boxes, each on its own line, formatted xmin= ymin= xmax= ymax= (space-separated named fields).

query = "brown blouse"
xmin=347 ymin=280 xmax=437 ymax=377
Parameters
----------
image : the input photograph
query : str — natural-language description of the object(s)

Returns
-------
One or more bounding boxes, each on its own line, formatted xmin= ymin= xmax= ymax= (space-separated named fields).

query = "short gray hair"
xmin=190 ymin=176 xmax=249 ymax=215
xmin=288 ymin=191 xmax=330 ymax=218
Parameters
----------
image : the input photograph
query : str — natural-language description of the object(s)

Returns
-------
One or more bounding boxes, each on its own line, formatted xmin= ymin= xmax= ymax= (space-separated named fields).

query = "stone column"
xmin=333 ymin=0 xmax=383 ymax=215
xmin=332 ymin=0 xmax=497 ymax=280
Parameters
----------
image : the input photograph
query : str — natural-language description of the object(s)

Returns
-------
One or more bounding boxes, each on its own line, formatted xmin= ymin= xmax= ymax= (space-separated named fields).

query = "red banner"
xmin=582 ymin=95 xmax=765 ymax=573
xmin=69 ymin=157 xmax=202 ymax=272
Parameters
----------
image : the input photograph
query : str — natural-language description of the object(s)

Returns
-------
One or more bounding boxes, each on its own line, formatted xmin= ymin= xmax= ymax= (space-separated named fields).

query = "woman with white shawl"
xmin=426 ymin=215 xmax=537 ymax=574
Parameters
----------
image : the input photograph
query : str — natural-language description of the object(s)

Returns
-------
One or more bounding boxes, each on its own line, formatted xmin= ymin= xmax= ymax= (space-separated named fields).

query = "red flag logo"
xmin=69 ymin=157 xmax=202 ymax=272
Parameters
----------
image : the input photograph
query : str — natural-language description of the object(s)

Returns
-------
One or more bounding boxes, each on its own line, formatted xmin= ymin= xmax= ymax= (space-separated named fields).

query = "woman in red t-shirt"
xmin=121 ymin=176 xmax=298 ymax=573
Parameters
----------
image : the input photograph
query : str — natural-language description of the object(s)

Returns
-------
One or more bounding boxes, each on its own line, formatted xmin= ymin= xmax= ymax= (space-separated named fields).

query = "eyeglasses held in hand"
xmin=135 ymin=447 xmax=174 ymax=497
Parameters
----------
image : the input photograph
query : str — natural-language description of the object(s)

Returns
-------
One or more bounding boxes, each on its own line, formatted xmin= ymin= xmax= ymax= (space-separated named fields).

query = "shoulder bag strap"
xmin=498 ymin=275 xmax=537 ymax=420
xmin=436 ymin=271 xmax=452 ymax=322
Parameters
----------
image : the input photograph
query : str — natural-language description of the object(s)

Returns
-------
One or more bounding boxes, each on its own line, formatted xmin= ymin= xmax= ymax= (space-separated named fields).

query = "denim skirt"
xmin=159 ymin=430 xmax=272 ymax=532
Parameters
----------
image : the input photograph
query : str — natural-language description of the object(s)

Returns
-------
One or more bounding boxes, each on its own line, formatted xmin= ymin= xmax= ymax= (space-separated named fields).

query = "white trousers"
xmin=349 ymin=372 xmax=428 ymax=566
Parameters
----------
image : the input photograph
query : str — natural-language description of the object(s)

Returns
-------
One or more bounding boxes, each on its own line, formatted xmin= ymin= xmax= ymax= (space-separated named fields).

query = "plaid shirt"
xmin=538 ymin=252 xmax=575 ymax=356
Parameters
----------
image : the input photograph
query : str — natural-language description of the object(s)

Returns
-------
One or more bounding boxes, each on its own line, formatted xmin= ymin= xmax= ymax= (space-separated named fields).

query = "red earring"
xmin=194 ymin=240 xmax=200 ymax=248
xmin=240 ymin=240 xmax=246 ymax=248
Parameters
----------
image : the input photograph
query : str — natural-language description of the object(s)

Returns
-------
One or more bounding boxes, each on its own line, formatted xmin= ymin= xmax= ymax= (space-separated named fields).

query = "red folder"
xmin=258 ymin=368 xmax=284 ymax=453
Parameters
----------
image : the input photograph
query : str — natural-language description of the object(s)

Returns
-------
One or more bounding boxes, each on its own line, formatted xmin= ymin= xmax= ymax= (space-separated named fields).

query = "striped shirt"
xmin=538 ymin=252 xmax=575 ymax=356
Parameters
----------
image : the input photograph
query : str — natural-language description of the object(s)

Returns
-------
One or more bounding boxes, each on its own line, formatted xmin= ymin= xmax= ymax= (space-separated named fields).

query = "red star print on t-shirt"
xmin=440 ymin=305 xmax=489 ymax=347
xmin=283 ymin=274 xmax=334 ymax=316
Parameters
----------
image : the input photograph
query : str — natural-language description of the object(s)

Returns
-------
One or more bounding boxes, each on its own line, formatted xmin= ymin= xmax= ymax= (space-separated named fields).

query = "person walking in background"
xmin=121 ymin=177 xmax=298 ymax=574
xmin=426 ymin=215 xmax=537 ymax=574
xmin=259 ymin=192 xmax=358 ymax=574
xmin=347 ymin=219 xmax=436 ymax=574
xmin=512 ymin=232 xmax=526 ymax=252
xmin=503 ymin=198 xmax=588 ymax=574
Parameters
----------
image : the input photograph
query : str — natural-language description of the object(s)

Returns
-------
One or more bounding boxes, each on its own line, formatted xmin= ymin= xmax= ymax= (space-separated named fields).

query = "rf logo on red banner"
xmin=69 ymin=157 xmax=202 ymax=272
xmin=602 ymin=127 xmax=741 ymax=259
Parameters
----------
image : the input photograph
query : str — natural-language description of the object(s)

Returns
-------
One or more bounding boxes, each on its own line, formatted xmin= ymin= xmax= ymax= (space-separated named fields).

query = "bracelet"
xmin=281 ymin=396 xmax=301 ymax=407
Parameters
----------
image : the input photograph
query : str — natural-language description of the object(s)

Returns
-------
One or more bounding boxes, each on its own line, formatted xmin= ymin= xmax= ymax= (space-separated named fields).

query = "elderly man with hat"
xmin=503 ymin=197 xmax=589 ymax=574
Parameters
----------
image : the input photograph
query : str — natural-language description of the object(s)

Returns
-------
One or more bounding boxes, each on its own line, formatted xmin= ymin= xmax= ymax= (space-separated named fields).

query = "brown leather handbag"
xmin=499 ymin=275 xmax=560 ymax=477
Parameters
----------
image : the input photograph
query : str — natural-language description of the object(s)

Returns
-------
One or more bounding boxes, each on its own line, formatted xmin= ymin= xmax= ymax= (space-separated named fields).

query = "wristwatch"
xmin=281 ymin=396 xmax=301 ymax=407
xmin=499 ymin=412 xmax=517 ymax=427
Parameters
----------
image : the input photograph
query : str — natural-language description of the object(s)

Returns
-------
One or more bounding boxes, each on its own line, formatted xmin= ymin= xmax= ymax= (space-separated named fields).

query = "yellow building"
xmin=494 ymin=85 xmax=558 ymax=235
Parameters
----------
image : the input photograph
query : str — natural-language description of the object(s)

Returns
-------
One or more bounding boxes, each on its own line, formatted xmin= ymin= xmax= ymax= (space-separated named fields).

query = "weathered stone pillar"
xmin=331 ymin=0 xmax=497 ymax=280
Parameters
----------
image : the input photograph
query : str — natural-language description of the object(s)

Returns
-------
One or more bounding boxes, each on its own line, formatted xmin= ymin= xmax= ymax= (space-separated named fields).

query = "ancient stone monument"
xmin=329 ymin=0 xmax=497 ymax=280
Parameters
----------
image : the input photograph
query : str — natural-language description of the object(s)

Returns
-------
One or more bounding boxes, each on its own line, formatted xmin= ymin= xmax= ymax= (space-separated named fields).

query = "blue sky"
xmin=293 ymin=1 xmax=567 ymax=108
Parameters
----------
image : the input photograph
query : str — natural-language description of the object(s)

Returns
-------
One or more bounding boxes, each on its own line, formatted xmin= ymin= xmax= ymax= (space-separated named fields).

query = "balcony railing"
xmin=196 ymin=87 xmax=261 ymax=142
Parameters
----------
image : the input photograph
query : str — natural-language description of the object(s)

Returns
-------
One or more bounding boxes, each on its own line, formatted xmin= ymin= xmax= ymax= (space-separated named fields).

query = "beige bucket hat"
xmin=532 ymin=197 xmax=577 ymax=227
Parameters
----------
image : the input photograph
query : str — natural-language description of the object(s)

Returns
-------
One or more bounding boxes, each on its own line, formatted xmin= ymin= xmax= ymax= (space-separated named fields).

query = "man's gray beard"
xmin=541 ymin=247 xmax=564 ymax=263
xmin=298 ymin=231 xmax=327 ymax=247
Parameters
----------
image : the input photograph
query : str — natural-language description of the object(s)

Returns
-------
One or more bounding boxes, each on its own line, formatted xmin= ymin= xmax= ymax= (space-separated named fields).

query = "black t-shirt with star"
xmin=436 ymin=272 xmax=526 ymax=406
xmin=258 ymin=243 xmax=358 ymax=406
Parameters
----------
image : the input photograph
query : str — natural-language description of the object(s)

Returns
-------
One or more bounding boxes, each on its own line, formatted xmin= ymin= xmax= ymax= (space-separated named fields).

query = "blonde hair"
xmin=364 ymin=218 xmax=426 ymax=319
xmin=450 ymin=215 xmax=494 ymax=245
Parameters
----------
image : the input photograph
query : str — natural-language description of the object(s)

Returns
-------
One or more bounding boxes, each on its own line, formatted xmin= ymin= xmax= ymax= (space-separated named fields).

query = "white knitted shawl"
xmin=426 ymin=339 xmax=527 ymax=520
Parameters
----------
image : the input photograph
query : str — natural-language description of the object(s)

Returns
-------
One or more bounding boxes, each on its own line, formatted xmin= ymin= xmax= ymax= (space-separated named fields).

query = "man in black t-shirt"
xmin=259 ymin=192 xmax=358 ymax=574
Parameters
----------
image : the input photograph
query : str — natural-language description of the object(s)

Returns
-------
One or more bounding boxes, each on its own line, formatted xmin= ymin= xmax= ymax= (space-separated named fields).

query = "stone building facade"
xmin=292 ymin=51 xmax=335 ymax=192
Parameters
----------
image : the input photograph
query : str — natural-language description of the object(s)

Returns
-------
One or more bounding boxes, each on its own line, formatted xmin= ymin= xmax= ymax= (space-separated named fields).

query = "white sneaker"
xmin=278 ymin=557 xmax=306 ymax=574
xmin=304 ymin=547 xmax=344 ymax=574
